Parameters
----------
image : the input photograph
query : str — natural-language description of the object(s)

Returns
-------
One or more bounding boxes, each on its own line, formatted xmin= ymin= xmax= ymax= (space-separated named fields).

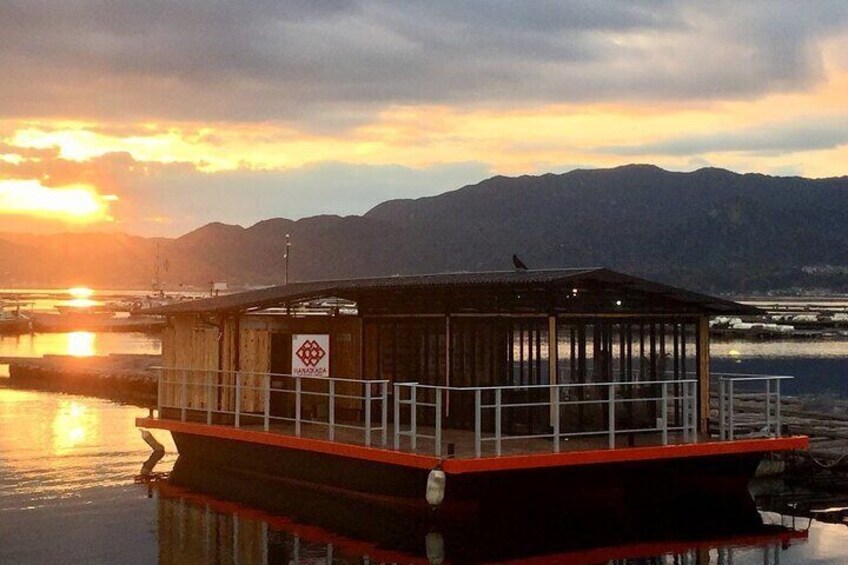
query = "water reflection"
xmin=66 ymin=331 xmax=96 ymax=357
xmin=158 ymin=460 xmax=809 ymax=564
xmin=0 ymin=389 xmax=176 ymax=503
xmin=0 ymin=331 xmax=161 ymax=358
xmin=51 ymin=400 xmax=97 ymax=455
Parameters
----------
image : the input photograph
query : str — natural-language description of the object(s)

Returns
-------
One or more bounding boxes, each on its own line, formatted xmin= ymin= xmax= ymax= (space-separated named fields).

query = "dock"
xmin=2 ymin=354 xmax=160 ymax=407
xmin=708 ymin=385 xmax=848 ymax=470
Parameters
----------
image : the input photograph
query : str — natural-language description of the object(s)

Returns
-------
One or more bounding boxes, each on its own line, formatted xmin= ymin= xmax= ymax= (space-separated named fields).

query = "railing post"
xmin=328 ymin=379 xmax=335 ymax=441
xmin=765 ymin=379 xmax=772 ymax=434
xmin=690 ymin=381 xmax=698 ymax=443
xmin=364 ymin=382 xmax=372 ymax=447
xmin=234 ymin=371 xmax=241 ymax=429
xmin=435 ymin=389 xmax=443 ymax=457
xmin=156 ymin=369 xmax=163 ymax=418
xmin=410 ymin=385 xmax=417 ymax=451
xmin=495 ymin=388 xmax=502 ymax=457
xmin=553 ymin=384 xmax=560 ymax=453
xmin=661 ymin=382 xmax=668 ymax=446
xmin=682 ymin=379 xmax=690 ymax=442
xmin=608 ymin=383 xmax=616 ymax=449
xmin=180 ymin=369 xmax=187 ymax=422
xmin=728 ymin=380 xmax=735 ymax=441
xmin=775 ymin=379 xmax=782 ymax=438
xmin=381 ymin=382 xmax=388 ymax=447
xmin=263 ymin=374 xmax=270 ymax=432
xmin=719 ymin=379 xmax=726 ymax=440
xmin=206 ymin=371 xmax=213 ymax=425
xmin=295 ymin=376 xmax=302 ymax=437
xmin=393 ymin=384 xmax=401 ymax=450
xmin=474 ymin=389 xmax=482 ymax=458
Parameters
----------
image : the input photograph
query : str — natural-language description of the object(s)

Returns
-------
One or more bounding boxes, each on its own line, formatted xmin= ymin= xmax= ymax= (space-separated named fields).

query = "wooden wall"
xmin=161 ymin=313 xmax=363 ymax=418
xmin=161 ymin=314 xmax=220 ymax=410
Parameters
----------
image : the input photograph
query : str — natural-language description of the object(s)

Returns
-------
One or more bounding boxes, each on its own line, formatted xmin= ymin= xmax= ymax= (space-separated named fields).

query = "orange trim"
xmin=136 ymin=417 xmax=439 ymax=470
xmin=443 ymin=436 xmax=809 ymax=474
xmin=137 ymin=417 xmax=808 ymax=475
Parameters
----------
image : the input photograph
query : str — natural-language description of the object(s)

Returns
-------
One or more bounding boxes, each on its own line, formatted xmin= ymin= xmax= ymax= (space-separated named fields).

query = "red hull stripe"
xmin=136 ymin=417 xmax=808 ymax=474
xmin=445 ymin=436 xmax=809 ymax=474
xmin=136 ymin=417 xmax=439 ymax=469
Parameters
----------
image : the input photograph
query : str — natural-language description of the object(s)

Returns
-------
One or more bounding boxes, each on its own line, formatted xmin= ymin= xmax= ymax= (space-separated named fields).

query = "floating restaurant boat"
xmin=136 ymin=268 xmax=809 ymax=510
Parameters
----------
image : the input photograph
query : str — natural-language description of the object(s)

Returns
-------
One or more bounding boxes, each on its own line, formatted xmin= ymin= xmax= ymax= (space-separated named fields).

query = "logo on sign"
xmin=295 ymin=339 xmax=326 ymax=367
xmin=292 ymin=334 xmax=330 ymax=377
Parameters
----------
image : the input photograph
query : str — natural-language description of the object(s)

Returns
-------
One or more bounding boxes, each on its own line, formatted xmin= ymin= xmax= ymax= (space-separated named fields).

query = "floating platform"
xmin=139 ymin=414 xmax=807 ymax=509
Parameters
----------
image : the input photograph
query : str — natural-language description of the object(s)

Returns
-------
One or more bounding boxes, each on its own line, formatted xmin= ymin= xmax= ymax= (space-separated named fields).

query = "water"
xmin=712 ymin=339 xmax=848 ymax=397
xmin=1 ymin=322 xmax=848 ymax=561
xmin=0 ymin=389 xmax=846 ymax=563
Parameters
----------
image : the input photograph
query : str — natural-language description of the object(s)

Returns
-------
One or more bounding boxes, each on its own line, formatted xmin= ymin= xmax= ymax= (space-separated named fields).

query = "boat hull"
xmin=171 ymin=430 xmax=767 ymax=510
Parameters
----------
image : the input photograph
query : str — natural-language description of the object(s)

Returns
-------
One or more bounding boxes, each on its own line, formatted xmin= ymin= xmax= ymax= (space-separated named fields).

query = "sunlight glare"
xmin=68 ymin=287 xmax=94 ymax=299
xmin=51 ymin=400 xmax=97 ymax=455
xmin=0 ymin=179 xmax=115 ymax=223
xmin=66 ymin=332 xmax=96 ymax=357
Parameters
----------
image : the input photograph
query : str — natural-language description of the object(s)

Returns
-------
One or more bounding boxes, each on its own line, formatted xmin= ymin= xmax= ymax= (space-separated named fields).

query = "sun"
xmin=68 ymin=287 xmax=94 ymax=299
xmin=0 ymin=179 xmax=116 ymax=223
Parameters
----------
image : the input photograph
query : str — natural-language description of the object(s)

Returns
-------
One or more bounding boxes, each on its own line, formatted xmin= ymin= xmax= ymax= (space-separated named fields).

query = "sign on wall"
xmin=291 ymin=334 xmax=330 ymax=377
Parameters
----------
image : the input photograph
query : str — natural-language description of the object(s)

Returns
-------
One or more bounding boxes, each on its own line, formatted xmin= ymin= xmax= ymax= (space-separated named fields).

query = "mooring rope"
xmin=809 ymin=452 xmax=848 ymax=469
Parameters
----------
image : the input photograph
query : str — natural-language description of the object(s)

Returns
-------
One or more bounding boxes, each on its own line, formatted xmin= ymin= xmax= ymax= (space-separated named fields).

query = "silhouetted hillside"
xmin=2 ymin=165 xmax=848 ymax=292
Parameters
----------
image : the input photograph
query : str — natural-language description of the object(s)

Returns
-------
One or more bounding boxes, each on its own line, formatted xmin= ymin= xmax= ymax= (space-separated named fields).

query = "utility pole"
xmin=284 ymin=234 xmax=291 ymax=285
xmin=153 ymin=242 xmax=161 ymax=295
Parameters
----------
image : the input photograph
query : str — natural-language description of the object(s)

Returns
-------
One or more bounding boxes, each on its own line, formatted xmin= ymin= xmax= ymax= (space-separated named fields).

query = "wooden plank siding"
xmin=161 ymin=314 xmax=220 ymax=410
xmin=162 ymin=313 xmax=364 ymax=419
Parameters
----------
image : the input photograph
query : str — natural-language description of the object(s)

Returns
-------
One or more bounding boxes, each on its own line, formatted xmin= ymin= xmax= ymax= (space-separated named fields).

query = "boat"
xmin=31 ymin=304 xmax=165 ymax=333
xmin=0 ymin=301 xmax=32 ymax=334
xmin=136 ymin=268 xmax=809 ymax=511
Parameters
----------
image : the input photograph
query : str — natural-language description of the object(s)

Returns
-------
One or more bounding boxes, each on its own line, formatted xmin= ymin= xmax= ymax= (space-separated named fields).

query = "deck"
xmin=137 ymin=414 xmax=808 ymax=474
xmin=141 ymin=369 xmax=809 ymax=474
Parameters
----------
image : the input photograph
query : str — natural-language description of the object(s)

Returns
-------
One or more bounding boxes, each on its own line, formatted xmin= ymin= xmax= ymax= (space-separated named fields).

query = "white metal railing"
xmin=716 ymin=373 xmax=791 ymax=441
xmin=394 ymin=379 xmax=699 ymax=457
xmin=156 ymin=367 xmax=389 ymax=447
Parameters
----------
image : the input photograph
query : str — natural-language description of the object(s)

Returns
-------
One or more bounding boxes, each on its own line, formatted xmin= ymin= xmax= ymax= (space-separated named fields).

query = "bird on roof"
xmin=512 ymin=254 xmax=528 ymax=271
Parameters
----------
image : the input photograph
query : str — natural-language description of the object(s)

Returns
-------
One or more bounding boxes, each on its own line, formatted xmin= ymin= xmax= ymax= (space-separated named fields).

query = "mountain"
xmin=2 ymin=164 xmax=848 ymax=292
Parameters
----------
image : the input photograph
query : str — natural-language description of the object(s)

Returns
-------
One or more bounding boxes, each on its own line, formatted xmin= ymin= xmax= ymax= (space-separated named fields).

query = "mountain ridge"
xmin=2 ymin=164 xmax=848 ymax=292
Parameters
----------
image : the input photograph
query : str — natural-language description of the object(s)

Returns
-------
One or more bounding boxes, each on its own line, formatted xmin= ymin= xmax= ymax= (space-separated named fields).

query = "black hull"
xmin=171 ymin=431 xmax=764 ymax=510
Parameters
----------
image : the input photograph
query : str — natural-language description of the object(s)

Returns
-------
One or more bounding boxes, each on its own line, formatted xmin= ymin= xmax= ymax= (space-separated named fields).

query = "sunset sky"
xmin=2 ymin=1 xmax=848 ymax=236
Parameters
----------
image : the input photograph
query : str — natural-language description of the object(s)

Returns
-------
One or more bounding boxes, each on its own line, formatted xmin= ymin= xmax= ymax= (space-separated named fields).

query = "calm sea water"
xmin=1 ymin=324 xmax=848 ymax=562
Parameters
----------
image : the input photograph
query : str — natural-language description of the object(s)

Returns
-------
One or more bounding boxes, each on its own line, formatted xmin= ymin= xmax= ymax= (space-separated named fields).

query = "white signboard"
xmin=291 ymin=334 xmax=330 ymax=377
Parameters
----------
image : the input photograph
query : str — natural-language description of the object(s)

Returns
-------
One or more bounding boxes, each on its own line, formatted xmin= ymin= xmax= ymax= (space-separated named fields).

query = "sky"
xmin=1 ymin=1 xmax=848 ymax=236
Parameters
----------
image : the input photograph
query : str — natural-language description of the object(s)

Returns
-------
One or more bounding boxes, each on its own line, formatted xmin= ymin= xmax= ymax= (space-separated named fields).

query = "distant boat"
xmin=32 ymin=302 xmax=165 ymax=333
xmin=0 ymin=301 xmax=33 ymax=334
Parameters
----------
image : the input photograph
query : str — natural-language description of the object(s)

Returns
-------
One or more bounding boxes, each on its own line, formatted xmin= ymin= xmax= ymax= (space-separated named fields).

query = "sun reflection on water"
xmin=66 ymin=331 xmax=96 ymax=357
xmin=51 ymin=399 xmax=98 ymax=455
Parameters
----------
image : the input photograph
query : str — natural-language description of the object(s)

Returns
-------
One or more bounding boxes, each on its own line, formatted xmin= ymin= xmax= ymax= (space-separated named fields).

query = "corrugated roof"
xmin=142 ymin=268 xmax=758 ymax=316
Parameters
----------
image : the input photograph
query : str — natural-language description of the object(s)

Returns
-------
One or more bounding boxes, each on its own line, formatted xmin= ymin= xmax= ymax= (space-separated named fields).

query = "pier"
xmin=2 ymin=354 xmax=159 ymax=406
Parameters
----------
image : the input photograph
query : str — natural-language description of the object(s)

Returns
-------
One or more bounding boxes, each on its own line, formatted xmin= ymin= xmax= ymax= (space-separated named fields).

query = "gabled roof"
xmin=143 ymin=268 xmax=759 ymax=316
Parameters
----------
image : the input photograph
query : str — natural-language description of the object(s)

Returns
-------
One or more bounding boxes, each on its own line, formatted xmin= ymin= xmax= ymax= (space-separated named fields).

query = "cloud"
xmin=1 ymin=1 xmax=846 ymax=127
xmin=595 ymin=115 xmax=848 ymax=156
